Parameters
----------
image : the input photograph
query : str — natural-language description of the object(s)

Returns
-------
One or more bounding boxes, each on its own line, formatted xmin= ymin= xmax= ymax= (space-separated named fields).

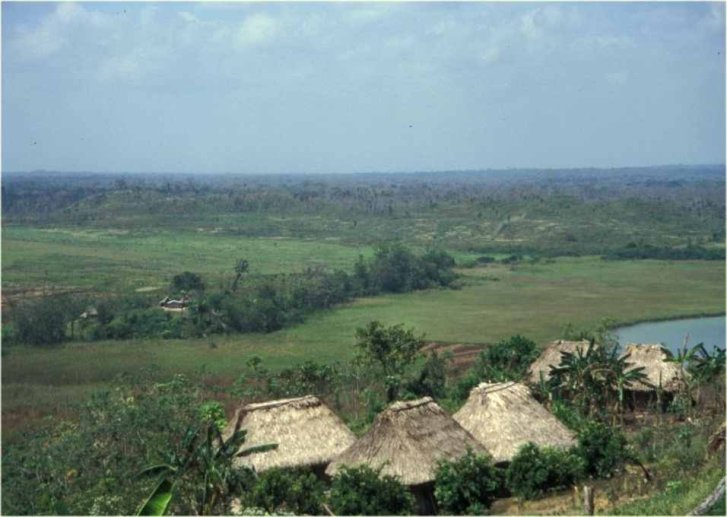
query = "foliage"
xmin=267 ymin=360 xmax=339 ymax=399
xmin=354 ymin=320 xmax=424 ymax=401
xmin=94 ymin=308 xmax=185 ymax=340
xmin=2 ymin=373 xmax=202 ymax=515
xmin=361 ymin=244 xmax=457 ymax=294
xmin=434 ymin=451 xmax=501 ymax=514
xmin=574 ymin=421 xmax=628 ymax=478
xmin=232 ymin=259 xmax=250 ymax=292
xmin=327 ymin=465 xmax=415 ymax=516
xmin=136 ymin=419 xmax=275 ymax=516
xmin=405 ymin=351 xmax=448 ymax=399
xmin=453 ymin=335 xmax=539 ymax=401
xmin=548 ymin=340 xmax=650 ymax=419
xmin=604 ymin=242 xmax=725 ymax=261
xmin=505 ymin=443 xmax=584 ymax=500
xmin=171 ymin=271 xmax=205 ymax=293
xmin=10 ymin=295 xmax=79 ymax=346
xmin=246 ymin=468 xmax=324 ymax=515
xmin=198 ymin=401 xmax=227 ymax=432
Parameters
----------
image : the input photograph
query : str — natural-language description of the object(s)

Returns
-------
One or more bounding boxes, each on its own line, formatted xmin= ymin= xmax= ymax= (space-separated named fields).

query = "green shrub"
xmin=574 ymin=421 xmax=628 ymax=478
xmin=247 ymin=468 xmax=324 ymax=515
xmin=453 ymin=335 xmax=539 ymax=401
xmin=328 ymin=465 xmax=415 ymax=516
xmin=434 ymin=451 xmax=501 ymax=514
xmin=506 ymin=443 xmax=584 ymax=500
xmin=171 ymin=271 xmax=205 ymax=293
xmin=12 ymin=296 xmax=74 ymax=346
xmin=1 ymin=373 xmax=204 ymax=515
xmin=405 ymin=351 xmax=447 ymax=399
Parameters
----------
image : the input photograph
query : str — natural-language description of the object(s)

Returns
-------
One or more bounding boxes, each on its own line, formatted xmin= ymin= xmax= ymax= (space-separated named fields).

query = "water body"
xmin=615 ymin=315 xmax=726 ymax=355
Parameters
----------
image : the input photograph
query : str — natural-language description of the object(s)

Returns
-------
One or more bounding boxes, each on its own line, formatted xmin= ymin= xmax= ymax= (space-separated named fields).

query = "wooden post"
xmin=583 ymin=485 xmax=595 ymax=515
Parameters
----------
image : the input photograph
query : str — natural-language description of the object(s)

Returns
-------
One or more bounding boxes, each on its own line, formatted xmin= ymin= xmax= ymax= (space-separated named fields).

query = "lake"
xmin=615 ymin=315 xmax=725 ymax=355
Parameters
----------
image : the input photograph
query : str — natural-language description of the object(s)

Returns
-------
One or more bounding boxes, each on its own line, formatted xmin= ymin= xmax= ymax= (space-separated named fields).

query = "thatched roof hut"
xmin=325 ymin=397 xmax=488 ymax=486
xmin=453 ymin=382 xmax=576 ymax=463
xmin=527 ymin=339 xmax=592 ymax=384
xmin=226 ymin=395 xmax=356 ymax=472
xmin=621 ymin=344 xmax=688 ymax=393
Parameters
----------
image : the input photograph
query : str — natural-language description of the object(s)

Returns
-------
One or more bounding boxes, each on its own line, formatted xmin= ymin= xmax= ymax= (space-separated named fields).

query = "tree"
xmin=405 ymin=351 xmax=447 ymax=399
xmin=354 ymin=321 xmax=424 ymax=402
xmin=171 ymin=272 xmax=205 ymax=293
xmin=231 ymin=259 xmax=249 ymax=292
xmin=12 ymin=296 xmax=74 ymax=346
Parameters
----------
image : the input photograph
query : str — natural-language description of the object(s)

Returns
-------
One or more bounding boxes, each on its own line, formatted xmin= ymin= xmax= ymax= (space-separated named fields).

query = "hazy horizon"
xmin=3 ymin=1 xmax=725 ymax=175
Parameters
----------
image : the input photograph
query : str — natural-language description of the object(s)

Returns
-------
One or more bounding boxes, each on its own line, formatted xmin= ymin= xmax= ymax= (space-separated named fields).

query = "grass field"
xmin=1 ymin=226 xmax=374 ymax=293
xmin=3 ymin=256 xmax=723 ymax=439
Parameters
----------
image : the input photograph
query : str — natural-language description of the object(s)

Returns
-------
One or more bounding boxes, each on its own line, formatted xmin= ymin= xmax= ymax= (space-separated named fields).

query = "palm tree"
xmin=231 ymin=259 xmax=249 ymax=292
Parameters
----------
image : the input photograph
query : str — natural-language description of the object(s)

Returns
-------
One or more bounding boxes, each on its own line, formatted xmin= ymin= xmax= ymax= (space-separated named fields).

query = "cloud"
xmin=235 ymin=13 xmax=278 ymax=48
xmin=9 ymin=2 xmax=111 ymax=60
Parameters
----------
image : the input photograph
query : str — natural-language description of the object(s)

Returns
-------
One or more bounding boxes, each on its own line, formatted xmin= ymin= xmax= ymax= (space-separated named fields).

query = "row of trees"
xmin=6 ymin=244 xmax=458 ymax=346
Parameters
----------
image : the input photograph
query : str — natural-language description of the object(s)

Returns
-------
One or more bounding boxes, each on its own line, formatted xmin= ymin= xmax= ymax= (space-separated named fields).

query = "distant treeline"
xmin=6 ymin=244 xmax=457 ymax=345
xmin=3 ymin=166 xmax=724 ymax=258
xmin=603 ymin=242 xmax=725 ymax=261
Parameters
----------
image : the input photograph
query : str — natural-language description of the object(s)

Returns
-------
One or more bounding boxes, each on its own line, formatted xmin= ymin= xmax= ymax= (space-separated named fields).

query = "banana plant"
xmin=136 ymin=412 xmax=276 ymax=515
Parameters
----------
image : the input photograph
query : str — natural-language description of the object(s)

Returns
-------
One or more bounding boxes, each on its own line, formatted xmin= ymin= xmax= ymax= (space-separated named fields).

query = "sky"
xmin=2 ymin=1 xmax=725 ymax=174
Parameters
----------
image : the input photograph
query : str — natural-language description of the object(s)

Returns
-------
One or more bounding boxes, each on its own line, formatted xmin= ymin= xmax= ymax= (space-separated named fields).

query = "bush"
xmin=506 ymin=443 xmax=584 ymax=500
xmin=96 ymin=308 xmax=184 ymax=340
xmin=405 ymin=351 xmax=447 ymax=399
xmin=246 ymin=468 xmax=324 ymax=515
xmin=171 ymin=271 xmax=205 ymax=293
xmin=574 ymin=421 xmax=628 ymax=478
xmin=1 ymin=373 xmax=207 ymax=515
xmin=328 ymin=465 xmax=415 ymax=516
xmin=453 ymin=335 xmax=539 ymax=401
xmin=434 ymin=451 xmax=501 ymax=514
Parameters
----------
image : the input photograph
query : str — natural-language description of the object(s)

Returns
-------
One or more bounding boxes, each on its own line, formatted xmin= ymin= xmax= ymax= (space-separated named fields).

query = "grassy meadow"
xmin=1 ymin=226 xmax=374 ymax=293
xmin=3 ymin=250 xmax=723 ymax=439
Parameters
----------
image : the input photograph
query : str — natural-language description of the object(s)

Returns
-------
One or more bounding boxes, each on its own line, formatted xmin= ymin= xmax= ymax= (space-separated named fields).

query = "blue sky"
xmin=2 ymin=1 xmax=725 ymax=174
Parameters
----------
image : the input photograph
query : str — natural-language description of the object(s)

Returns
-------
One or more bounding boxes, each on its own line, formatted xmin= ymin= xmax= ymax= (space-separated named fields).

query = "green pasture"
xmin=3 ymin=257 xmax=723 ymax=439
xmin=1 ymin=226 xmax=372 ymax=292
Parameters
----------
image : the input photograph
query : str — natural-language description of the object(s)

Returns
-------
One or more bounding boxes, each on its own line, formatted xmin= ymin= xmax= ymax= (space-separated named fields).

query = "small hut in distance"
xmin=454 ymin=382 xmax=576 ymax=464
xmin=527 ymin=339 xmax=592 ymax=384
xmin=225 ymin=395 xmax=356 ymax=475
xmin=326 ymin=397 xmax=488 ymax=513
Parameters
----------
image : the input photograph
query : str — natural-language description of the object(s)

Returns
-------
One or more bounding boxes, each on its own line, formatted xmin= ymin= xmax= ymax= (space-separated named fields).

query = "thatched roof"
xmin=453 ymin=382 xmax=576 ymax=463
xmin=527 ymin=339 xmax=592 ymax=384
xmin=325 ymin=397 xmax=488 ymax=486
xmin=621 ymin=344 xmax=688 ymax=393
xmin=226 ymin=395 xmax=356 ymax=472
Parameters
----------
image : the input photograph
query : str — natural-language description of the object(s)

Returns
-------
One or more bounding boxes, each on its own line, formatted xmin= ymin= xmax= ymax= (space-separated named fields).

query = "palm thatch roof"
xmin=325 ymin=397 xmax=488 ymax=486
xmin=621 ymin=344 xmax=688 ymax=393
xmin=226 ymin=395 xmax=356 ymax=472
xmin=527 ymin=339 xmax=592 ymax=384
xmin=453 ymin=382 xmax=576 ymax=463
